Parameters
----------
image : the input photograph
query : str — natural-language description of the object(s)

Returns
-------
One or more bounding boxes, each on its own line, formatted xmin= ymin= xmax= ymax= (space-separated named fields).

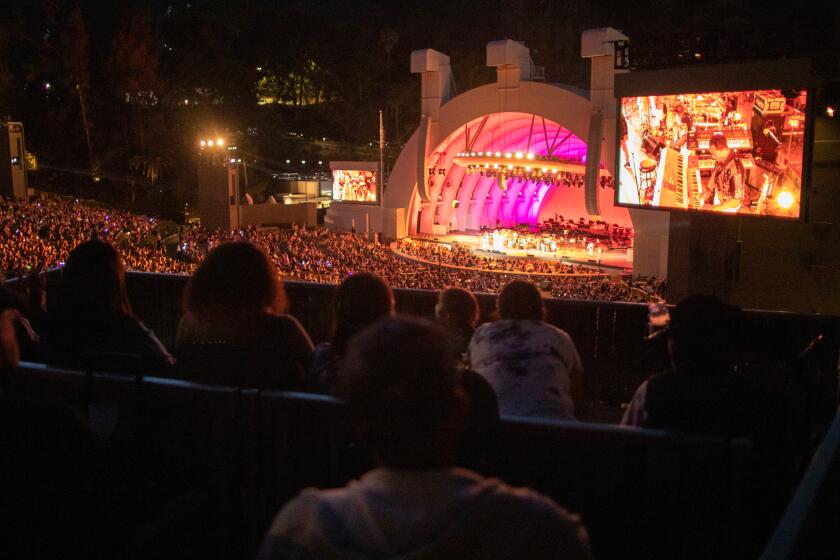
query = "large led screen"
xmin=616 ymin=89 xmax=808 ymax=219
xmin=332 ymin=169 xmax=378 ymax=203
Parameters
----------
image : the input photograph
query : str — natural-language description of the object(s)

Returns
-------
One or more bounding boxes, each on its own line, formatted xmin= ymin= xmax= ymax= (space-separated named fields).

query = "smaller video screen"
xmin=616 ymin=89 xmax=808 ymax=219
xmin=331 ymin=167 xmax=378 ymax=204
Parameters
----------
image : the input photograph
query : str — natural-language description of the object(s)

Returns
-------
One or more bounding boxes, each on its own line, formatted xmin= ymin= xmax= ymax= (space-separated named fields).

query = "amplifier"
xmin=754 ymin=91 xmax=787 ymax=116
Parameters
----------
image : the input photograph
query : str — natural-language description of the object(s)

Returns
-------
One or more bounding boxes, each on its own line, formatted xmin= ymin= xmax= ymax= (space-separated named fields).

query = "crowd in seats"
xmin=0 ymin=195 xmax=192 ymax=278
xmin=1 ymin=194 xmax=665 ymax=303
xmin=0 ymin=233 xmax=830 ymax=558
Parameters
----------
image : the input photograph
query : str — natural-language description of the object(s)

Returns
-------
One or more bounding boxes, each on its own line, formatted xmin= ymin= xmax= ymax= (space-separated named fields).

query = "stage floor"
xmin=411 ymin=231 xmax=633 ymax=274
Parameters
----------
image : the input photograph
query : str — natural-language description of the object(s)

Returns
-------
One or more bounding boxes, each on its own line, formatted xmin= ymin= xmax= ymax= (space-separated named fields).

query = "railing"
xmin=6 ymin=269 xmax=840 ymax=410
xmin=761 ymin=404 xmax=840 ymax=560
xmin=10 ymin=361 xmax=762 ymax=560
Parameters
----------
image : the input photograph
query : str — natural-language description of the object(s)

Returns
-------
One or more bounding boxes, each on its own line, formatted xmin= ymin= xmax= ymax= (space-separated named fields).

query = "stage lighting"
xmin=776 ymin=191 xmax=795 ymax=209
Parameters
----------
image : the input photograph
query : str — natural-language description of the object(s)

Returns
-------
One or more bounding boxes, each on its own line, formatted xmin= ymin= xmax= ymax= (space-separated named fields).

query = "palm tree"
xmin=129 ymin=153 xmax=171 ymax=209
xmin=379 ymin=28 xmax=398 ymax=94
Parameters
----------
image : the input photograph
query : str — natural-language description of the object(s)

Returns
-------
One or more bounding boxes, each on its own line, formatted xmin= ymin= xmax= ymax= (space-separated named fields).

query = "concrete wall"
xmin=197 ymin=162 xmax=238 ymax=231
xmin=276 ymin=180 xmax=319 ymax=196
xmin=325 ymin=202 xmax=405 ymax=241
xmin=241 ymin=202 xmax=317 ymax=227
xmin=0 ymin=123 xmax=28 ymax=199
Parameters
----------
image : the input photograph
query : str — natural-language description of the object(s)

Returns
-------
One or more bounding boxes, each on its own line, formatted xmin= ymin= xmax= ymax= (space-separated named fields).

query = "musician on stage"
xmin=703 ymin=133 xmax=746 ymax=211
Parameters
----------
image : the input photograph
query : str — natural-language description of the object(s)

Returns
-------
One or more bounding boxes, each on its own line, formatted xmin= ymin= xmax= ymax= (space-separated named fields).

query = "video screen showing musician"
xmin=703 ymin=133 xmax=746 ymax=211
xmin=617 ymin=89 xmax=807 ymax=219
xmin=332 ymin=170 xmax=378 ymax=203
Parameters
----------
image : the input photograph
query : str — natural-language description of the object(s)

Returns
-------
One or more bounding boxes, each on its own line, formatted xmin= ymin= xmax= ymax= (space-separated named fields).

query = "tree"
xmin=57 ymin=4 xmax=97 ymax=177
xmin=379 ymin=28 xmax=398 ymax=93
xmin=129 ymin=152 xmax=171 ymax=209
xmin=108 ymin=9 xmax=162 ymax=151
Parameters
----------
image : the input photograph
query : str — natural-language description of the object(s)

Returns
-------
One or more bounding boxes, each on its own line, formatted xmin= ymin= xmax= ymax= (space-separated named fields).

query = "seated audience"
xmin=0 ymin=308 xmax=19 ymax=375
xmin=435 ymin=286 xmax=481 ymax=357
xmin=621 ymin=294 xmax=750 ymax=436
xmin=258 ymin=317 xmax=591 ymax=559
xmin=44 ymin=240 xmax=174 ymax=374
xmin=310 ymin=272 xmax=394 ymax=392
xmin=176 ymin=241 xmax=313 ymax=389
xmin=1 ymin=195 xmax=664 ymax=304
xmin=0 ymin=274 xmax=42 ymax=362
xmin=467 ymin=280 xmax=584 ymax=420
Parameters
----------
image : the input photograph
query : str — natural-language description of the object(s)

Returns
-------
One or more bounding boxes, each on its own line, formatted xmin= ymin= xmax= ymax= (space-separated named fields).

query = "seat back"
xmin=12 ymin=361 xmax=89 ymax=412
xmin=136 ymin=376 xmax=244 ymax=557
xmin=494 ymin=416 xmax=752 ymax=560
xmin=251 ymin=391 xmax=367 ymax=539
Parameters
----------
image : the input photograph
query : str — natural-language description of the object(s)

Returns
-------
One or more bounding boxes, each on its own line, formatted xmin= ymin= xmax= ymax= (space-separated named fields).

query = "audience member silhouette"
xmin=310 ymin=272 xmax=394 ymax=392
xmin=0 ymin=308 xmax=19 ymax=375
xmin=621 ymin=294 xmax=750 ymax=436
xmin=44 ymin=240 xmax=174 ymax=374
xmin=0 ymin=304 xmax=139 ymax=558
xmin=467 ymin=280 xmax=584 ymax=420
xmin=258 ymin=316 xmax=591 ymax=559
xmin=457 ymin=367 xmax=502 ymax=473
xmin=435 ymin=286 xmax=480 ymax=357
xmin=176 ymin=241 xmax=313 ymax=389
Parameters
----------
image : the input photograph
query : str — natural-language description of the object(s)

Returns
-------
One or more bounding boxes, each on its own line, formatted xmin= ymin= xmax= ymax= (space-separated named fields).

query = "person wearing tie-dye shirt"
xmin=466 ymin=280 xmax=584 ymax=420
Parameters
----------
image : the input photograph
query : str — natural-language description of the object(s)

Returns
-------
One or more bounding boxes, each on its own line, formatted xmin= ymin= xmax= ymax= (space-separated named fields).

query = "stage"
xmin=408 ymin=231 xmax=633 ymax=274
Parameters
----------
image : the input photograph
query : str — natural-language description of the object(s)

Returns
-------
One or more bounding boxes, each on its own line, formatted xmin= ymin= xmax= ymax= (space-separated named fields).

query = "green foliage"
xmin=257 ymin=60 xmax=330 ymax=107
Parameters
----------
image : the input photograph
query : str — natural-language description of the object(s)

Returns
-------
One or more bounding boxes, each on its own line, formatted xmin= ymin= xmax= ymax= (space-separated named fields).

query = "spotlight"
xmin=776 ymin=191 xmax=795 ymax=209
xmin=216 ymin=138 xmax=224 ymax=146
